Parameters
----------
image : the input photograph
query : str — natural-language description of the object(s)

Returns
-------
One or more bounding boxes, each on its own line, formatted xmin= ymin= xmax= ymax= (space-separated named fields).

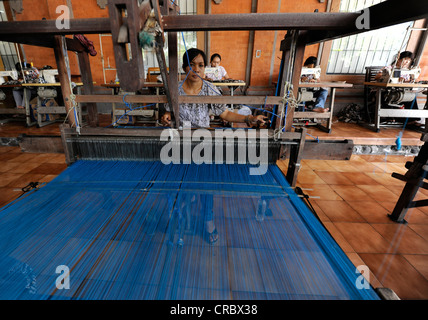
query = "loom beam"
xmin=107 ymin=0 xmax=148 ymax=92
xmin=60 ymin=124 xmax=306 ymax=187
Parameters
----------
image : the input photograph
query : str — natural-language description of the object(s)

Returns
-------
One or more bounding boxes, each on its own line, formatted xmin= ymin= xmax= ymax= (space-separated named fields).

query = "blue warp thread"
xmin=0 ymin=161 xmax=380 ymax=300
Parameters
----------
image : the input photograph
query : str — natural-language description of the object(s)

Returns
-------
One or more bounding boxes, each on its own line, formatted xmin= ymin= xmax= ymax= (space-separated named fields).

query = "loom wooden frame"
xmin=1 ymin=0 xmax=427 ymax=187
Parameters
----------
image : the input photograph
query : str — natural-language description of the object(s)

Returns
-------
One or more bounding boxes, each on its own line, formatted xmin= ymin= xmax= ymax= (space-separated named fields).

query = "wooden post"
xmin=168 ymin=31 xmax=179 ymax=129
xmin=277 ymin=30 xmax=305 ymax=132
xmin=390 ymin=139 xmax=428 ymax=223
xmin=165 ymin=2 xmax=179 ymax=129
xmin=286 ymin=127 xmax=306 ymax=187
xmin=277 ymin=31 xmax=305 ymax=168
xmin=54 ymin=35 xmax=77 ymax=128
xmin=288 ymin=33 xmax=306 ymax=132
xmin=77 ymin=51 xmax=98 ymax=127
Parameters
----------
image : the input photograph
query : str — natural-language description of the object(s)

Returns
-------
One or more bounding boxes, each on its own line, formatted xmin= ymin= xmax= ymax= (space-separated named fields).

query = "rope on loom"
xmin=62 ymin=91 xmax=81 ymax=133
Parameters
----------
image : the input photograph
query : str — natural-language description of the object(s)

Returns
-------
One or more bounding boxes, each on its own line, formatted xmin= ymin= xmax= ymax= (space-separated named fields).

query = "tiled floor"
xmin=0 ymin=119 xmax=427 ymax=299
xmin=291 ymin=154 xmax=428 ymax=300
xmin=0 ymin=146 xmax=66 ymax=207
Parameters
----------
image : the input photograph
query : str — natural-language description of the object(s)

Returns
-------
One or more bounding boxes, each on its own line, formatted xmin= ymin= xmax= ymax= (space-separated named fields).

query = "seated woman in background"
xmin=161 ymin=48 xmax=266 ymax=128
xmin=205 ymin=53 xmax=230 ymax=81
xmin=300 ymin=56 xmax=329 ymax=113
xmin=374 ymin=51 xmax=422 ymax=125
xmin=375 ymin=51 xmax=414 ymax=83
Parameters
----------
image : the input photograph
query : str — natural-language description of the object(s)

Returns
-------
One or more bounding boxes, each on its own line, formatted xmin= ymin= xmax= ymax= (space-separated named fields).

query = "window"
xmin=142 ymin=0 xmax=197 ymax=73
xmin=0 ymin=1 xmax=19 ymax=71
xmin=326 ymin=0 xmax=413 ymax=74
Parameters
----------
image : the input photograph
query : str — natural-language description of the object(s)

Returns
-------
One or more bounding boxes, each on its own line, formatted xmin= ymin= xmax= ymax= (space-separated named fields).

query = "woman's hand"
xmin=245 ymin=114 xmax=268 ymax=127
xmin=249 ymin=114 xmax=268 ymax=125
xmin=161 ymin=111 xmax=171 ymax=126
xmin=220 ymin=110 xmax=269 ymax=127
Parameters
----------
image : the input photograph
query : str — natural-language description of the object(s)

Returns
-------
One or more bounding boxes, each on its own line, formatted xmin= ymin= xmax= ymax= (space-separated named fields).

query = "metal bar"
xmin=378 ymin=109 xmax=428 ymax=117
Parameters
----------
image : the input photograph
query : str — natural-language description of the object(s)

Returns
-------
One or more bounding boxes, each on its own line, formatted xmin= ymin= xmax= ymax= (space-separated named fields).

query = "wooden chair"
xmin=146 ymin=67 xmax=171 ymax=82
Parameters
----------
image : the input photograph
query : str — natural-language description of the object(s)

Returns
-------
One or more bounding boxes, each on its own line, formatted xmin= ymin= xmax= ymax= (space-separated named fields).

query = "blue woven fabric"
xmin=0 ymin=160 xmax=379 ymax=300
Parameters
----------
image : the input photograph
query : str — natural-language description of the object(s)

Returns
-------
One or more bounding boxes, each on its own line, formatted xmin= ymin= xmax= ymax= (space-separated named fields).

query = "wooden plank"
xmin=364 ymin=82 xmax=428 ymax=88
xmin=167 ymin=30 xmax=180 ymax=129
xmin=108 ymin=0 xmax=145 ymax=92
xmin=286 ymin=127 xmax=306 ymax=187
xmin=300 ymin=82 xmax=353 ymax=88
xmin=306 ymin=0 xmax=428 ymax=45
xmin=53 ymin=35 xmax=77 ymax=128
xmin=77 ymin=51 xmax=98 ymax=126
xmin=0 ymin=13 xmax=361 ymax=36
xmin=63 ymin=126 xmax=302 ymax=141
xmin=36 ymin=107 xmax=67 ymax=114
xmin=0 ymin=18 xmax=111 ymax=35
xmin=0 ymin=35 xmax=85 ymax=52
xmin=74 ymin=94 xmax=285 ymax=105
xmin=19 ymin=135 xmax=64 ymax=153
xmin=302 ymin=139 xmax=354 ymax=160
xmin=0 ymin=108 xmax=26 ymax=115
xmin=288 ymin=34 xmax=305 ymax=132
xmin=294 ymin=112 xmax=331 ymax=119
xmin=162 ymin=12 xmax=361 ymax=31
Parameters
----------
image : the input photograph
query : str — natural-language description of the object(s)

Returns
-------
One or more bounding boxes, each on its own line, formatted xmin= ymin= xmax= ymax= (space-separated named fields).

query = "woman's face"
xmin=396 ymin=57 xmax=412 ymax=69
xmin=185 ymin=54 xmax=205 ymax=83
xmin=211 ymin=56 xmax=221 ymax=68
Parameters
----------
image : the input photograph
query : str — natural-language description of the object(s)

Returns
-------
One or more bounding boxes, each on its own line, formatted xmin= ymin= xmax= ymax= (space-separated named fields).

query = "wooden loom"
xmin=0 ymin=0 xmax=427 ymax=200
xmin=1 ymin=0 xmax=427 ymax=301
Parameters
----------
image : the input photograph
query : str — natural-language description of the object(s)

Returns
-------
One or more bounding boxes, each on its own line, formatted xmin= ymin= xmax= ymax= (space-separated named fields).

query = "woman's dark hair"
xmin=210 ymin=53 xmax=221 ymax=62
xmin=15 ymin=62 xmax=30 ymax=72
xmin=390 ymin=51 xmax=413 ymax=66
xmin=182 ymin=48 xmax=207 ymax=71
xmin=399 ymin=51 xmax=413 ymax=60
xmin=304 ymin=56 xmax=318 ymax=66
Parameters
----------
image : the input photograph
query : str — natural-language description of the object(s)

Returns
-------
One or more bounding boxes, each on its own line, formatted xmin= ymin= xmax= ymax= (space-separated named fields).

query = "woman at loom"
xmin=160 ymin=48 xmax=267 ymax=128
xmin=161 ymin=48 xmax=267 ymax=244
